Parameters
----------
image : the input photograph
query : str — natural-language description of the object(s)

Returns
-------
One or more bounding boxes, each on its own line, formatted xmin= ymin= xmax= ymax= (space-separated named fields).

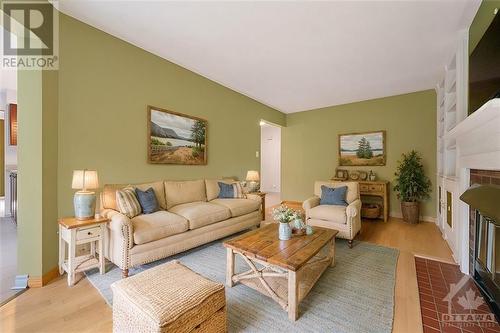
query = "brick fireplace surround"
xmin=468 ymin=170 xmax=500 ymax=274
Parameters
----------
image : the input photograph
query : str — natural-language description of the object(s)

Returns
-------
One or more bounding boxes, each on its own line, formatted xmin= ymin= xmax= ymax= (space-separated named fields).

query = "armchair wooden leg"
xmin=122 ymin=269 xmax=129 ymax=278
xmin=348 ymin=240 xmax=353 ymax=248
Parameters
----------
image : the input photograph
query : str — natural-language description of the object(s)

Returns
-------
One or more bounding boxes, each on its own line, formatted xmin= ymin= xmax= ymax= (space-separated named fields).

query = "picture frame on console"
xmin=147 ymin=106 xmax=207 ymax=165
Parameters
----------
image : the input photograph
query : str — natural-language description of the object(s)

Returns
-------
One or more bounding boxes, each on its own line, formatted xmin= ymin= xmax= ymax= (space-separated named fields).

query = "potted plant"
xmin=393 ymin=150 xmax=432 ymax=224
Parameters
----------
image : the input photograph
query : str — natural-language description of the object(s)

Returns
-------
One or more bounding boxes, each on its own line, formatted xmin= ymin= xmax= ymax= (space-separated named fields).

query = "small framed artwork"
xmin=334 ymin=168 xmax=348 ymax=180
xmin=147 ymin=106 xmax=207 ymax=165
xmin=339 ymin=130 xmax=386 ymax=166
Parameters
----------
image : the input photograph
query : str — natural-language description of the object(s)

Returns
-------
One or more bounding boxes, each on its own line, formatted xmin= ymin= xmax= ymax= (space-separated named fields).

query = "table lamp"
xmin=246 ymin=170 xmax=260 ymax=192
xmin=72 ymin=170 xmax=99 ymax=220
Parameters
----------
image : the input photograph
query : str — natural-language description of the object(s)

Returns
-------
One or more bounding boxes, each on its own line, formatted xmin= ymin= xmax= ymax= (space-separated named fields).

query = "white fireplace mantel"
xmin=447 ymin=98 xmax=500 ymax=171
xmin=444 ymin=98 xmax=500 ymax=273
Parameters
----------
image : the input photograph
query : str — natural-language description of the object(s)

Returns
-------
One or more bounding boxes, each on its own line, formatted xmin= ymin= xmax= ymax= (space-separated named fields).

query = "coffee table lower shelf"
xmin=226 ymin=238 xmax=335 ymax=321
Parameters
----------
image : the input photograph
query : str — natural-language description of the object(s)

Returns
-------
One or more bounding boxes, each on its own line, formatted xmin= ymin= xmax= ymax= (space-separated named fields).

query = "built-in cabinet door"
xmin=447 ymin=191 xmax=452 ymax=228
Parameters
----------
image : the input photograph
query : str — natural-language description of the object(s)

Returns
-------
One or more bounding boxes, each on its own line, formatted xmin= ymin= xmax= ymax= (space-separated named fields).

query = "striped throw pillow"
xmin=116 ymin=187 xmax=142 ymax=218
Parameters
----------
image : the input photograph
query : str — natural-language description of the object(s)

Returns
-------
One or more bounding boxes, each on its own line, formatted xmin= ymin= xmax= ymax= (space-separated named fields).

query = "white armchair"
xmin=302 ymin=181 xmax=362 ymax=248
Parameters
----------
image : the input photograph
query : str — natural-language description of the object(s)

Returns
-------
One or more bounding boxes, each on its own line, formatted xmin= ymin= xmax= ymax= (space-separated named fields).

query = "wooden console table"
xmin=358 ymin=181 xmax=389 ymax=222
xmin=330 ymin=180 xmax=389 ymax=222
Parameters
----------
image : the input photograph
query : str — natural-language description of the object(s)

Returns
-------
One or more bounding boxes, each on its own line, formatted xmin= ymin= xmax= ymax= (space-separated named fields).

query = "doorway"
xmin=260 ymin=121 xmax=281 ymax=207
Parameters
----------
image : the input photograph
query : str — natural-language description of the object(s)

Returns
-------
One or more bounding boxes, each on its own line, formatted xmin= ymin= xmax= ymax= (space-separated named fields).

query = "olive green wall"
xmin=57 ymin=13 xmax=285 ymax=221
xmin=469 ymin=0 xmax=500 ymax=54
xmin=282 ymin=90 xmax=437 ymax=218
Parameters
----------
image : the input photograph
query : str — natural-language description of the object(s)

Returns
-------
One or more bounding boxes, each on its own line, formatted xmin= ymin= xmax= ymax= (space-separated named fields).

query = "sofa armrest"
xmin=101 ymin=209 xmax=133 ymax=250
xmin=245 ymin=193 xmax=262 ymax=204
xmin=303 ymin=196 xmax=320 ymax=211
xmin=346 ymin=199 xmax=362 ymax=218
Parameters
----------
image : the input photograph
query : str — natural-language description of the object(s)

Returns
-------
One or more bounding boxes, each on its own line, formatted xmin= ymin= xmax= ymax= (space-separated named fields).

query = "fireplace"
xmin=461 ymin=174 xmax=500 ymax=318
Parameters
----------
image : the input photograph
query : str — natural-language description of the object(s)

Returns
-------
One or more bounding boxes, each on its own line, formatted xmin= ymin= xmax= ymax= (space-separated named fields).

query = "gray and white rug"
xmin=86 ymin=239 xmax=399 ymax=333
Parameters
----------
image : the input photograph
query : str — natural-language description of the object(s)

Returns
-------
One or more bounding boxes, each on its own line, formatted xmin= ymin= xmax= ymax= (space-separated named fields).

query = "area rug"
xmin=86 ymin=239 xmax=398 ymax=333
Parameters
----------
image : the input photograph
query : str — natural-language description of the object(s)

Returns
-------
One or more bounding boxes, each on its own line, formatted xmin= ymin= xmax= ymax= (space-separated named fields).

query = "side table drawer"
xmin=368 ymin=184 xmax=384 ymax=192
xmin=77 ymin=226 xmax=101 ymax=241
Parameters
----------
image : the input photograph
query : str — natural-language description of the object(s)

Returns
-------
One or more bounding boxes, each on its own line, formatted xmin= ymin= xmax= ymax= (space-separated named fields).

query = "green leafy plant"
xmin=394 ymin=150 xmax=432 ymax=202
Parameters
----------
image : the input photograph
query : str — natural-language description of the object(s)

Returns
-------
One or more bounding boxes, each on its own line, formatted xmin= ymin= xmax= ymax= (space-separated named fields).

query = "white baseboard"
xmin=389 ymin=211 xmax=436 ymax=223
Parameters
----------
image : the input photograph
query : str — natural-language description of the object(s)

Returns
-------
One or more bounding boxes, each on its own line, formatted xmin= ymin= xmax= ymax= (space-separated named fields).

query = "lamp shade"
xmin=246 ymin=170 xmax=260 ymax=182
xmin=72 ymin=170 xmax=99 ymax=190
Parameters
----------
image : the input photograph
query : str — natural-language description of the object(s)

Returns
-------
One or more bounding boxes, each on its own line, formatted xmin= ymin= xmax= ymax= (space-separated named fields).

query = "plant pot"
xmin=401 ymin=201 xmax=420 ymax=224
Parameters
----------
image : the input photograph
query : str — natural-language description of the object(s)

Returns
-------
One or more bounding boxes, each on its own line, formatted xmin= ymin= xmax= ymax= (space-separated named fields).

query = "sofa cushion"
xmin=102 ymin=181 xmax=166 ymax=210
xmin=165 ymin=180 xmax=207 ymax=209
xmin=210 ymin=198 xmax=260 ymax=217
xmin=308 ymin=205 xmax=347 ymax=224
xmin=102 ymin=183 xmax=126 ymax=210
xmin=169 ymin=202 xmax=231 ymax=230
xmin=135 ymin=187 xmax=160 ymax=214
xmin=132 ymin=211 xmax=189 ymax=245
xmin=205 ymin=179 xmax=245 ymax=201
xmin=135 ymin=181 xmax=167 ymax=210
xmin=314 ymin=181 xmax=359 ymax=204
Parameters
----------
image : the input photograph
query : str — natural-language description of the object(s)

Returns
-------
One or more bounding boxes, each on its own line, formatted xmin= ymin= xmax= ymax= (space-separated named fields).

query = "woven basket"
xmin=361 ymin=204 xmax=381 ymax=219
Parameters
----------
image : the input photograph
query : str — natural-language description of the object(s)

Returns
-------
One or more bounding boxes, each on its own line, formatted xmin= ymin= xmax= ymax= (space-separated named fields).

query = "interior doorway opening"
xmin=260 ymin=120 xmax=281 ymax=208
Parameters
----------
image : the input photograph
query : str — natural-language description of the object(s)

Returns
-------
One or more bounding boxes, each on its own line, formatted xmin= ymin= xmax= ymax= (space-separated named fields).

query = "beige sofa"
xmin=100 ymin=179 xmax=261 ymax=277
xmin=302 ymin=181 xmax=362 ymax=248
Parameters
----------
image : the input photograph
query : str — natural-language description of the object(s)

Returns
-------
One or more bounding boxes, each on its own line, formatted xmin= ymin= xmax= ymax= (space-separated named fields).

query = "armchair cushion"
xmin=308 ymin=205 xmax=347 ymax=224
xmin=320 ymin=185 xmax=348 ymax=206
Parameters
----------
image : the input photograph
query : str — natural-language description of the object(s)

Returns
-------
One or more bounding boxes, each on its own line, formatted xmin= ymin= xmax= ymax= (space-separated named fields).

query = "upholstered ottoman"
xmin=111 ymin=260 xmax=226 ymax=333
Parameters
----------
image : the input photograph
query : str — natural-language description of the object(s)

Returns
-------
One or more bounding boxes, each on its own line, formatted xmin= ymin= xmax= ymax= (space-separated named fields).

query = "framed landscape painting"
xmin=338 ymin=131 xmax=386 ymax=166
xmin=147 ymin=106 xmax=207 ymax=165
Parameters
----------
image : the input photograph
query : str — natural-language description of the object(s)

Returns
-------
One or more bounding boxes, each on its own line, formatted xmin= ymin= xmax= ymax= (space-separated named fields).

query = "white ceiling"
xmin=57 ymin=1 xmax=480 ymax=113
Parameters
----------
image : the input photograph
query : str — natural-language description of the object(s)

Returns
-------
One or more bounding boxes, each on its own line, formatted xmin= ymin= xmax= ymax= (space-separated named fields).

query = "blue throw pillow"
xmin=135 ymin=187 xmax=159 ymax=214
xmin=320 ymin=185 xmax=348 ymax=206
xmin=218 ymin=182 xmax=234 ymax=198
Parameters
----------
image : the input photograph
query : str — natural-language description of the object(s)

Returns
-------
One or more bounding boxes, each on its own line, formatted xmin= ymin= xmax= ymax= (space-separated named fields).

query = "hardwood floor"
xmin=0 ymin=217 xmax=453 ymax=333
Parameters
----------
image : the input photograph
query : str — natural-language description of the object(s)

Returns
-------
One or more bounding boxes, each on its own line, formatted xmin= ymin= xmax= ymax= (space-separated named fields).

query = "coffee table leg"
xmin=330 ymin=238 xmax=336 ymax=267
xmin=226 ymin=248 xmax=235 ymax=287
xmin=288 ymin=270 xmax=298 ymax=321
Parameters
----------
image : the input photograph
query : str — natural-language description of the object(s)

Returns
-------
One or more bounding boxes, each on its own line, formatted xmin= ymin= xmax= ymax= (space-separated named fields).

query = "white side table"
xmin=58 ymin=216 xmax=109 ymax=286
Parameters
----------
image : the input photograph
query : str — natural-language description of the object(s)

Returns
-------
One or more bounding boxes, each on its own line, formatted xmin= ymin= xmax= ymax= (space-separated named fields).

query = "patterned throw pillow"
xmin=116 ymin=186 xmax=142 ymax=218
xmin=217 ymin=182 xmax=245 ymax=199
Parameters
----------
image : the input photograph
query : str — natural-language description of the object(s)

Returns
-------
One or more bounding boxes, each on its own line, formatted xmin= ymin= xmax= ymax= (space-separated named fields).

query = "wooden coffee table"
xmin=223 ymin=224 xmax=338 ymax=321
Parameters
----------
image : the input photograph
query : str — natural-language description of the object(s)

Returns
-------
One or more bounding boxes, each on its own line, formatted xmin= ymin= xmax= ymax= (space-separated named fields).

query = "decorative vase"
xmin=401 ymin=201 xmax=419 ymax=224
xmin=369 ymin=170 xmax=376 ymax=181
xmin=306 ymin=225 xmax=314 ymax=235
xmin=279 ymin=222 xmax=292 ymax=240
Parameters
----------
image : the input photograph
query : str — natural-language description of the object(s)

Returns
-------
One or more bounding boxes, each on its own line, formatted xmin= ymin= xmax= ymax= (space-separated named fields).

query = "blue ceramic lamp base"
xmin=74 ymin=191 xmax=96 ymax=220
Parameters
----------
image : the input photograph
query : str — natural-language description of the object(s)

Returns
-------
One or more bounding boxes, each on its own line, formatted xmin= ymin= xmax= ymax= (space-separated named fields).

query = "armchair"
xmin=302 ymin=181 xmax=361 ymax=248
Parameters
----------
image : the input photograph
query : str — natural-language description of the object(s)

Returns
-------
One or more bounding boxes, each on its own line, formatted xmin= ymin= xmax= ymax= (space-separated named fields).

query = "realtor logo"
xmin=1 ymin=1 xmax=58 ymax=69
xmin=442 ymin=275 xmax=497 ymax=328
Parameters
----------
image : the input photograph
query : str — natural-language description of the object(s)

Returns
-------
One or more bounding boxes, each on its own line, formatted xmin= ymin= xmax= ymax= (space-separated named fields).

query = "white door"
xmin=260 ymin=123 xmax=281 ymax=193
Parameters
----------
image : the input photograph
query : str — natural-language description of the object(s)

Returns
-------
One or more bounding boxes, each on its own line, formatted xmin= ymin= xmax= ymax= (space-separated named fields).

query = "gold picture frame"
xmin=147 ymin=106 xmax=207 ymax=165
